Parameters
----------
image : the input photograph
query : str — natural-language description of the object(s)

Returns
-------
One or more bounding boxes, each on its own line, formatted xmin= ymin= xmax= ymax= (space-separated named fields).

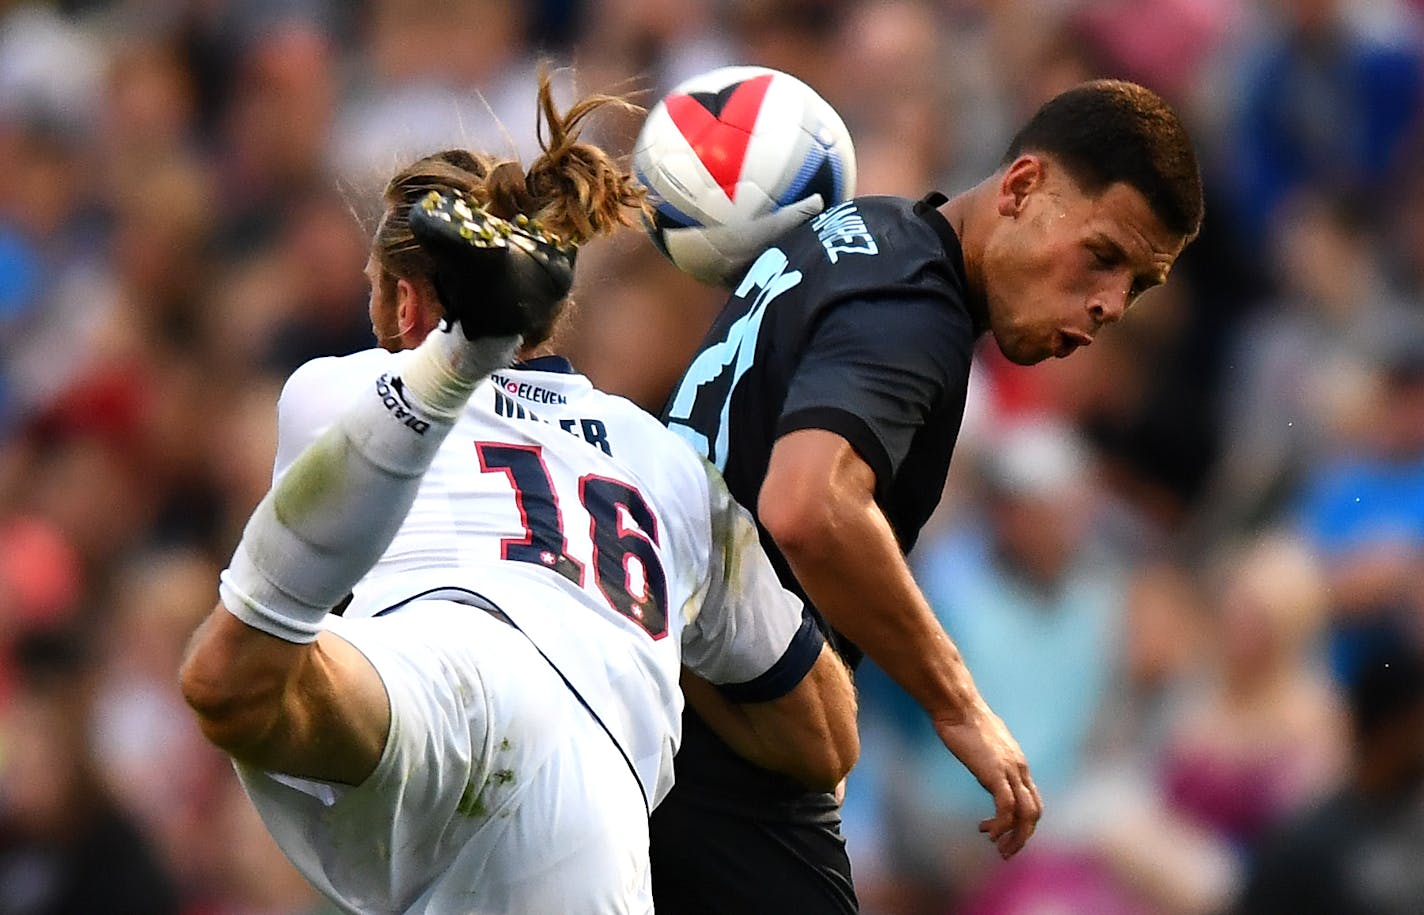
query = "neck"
xmin=938 ymin=177 xmax=994 ymax=335
xmin=518 ymin=342 xmax=557 ymax=362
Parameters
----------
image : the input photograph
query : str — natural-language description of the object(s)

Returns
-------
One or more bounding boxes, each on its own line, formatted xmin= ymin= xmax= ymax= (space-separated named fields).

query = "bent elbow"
xmin=758 ymin=488 xmax=836 ymax=562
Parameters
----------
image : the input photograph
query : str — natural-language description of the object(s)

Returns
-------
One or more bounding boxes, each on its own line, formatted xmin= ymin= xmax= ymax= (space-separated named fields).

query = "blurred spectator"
xmin=0 ymin=114 xmax=107 ymax=421
xmin=575 ymin=0 xmax=735 ymax=100
xmin=1236 ymin=643 xmax=1424 ymax=914
xmin=1071 ymin=0 xmax=1238 ymax=107
xmin=89 ymin=550 xmax=219 ymax=868
xmin=259 ymin=189 xmax=376 ymax=372
xmin=0 ymin=516 xmax=82 ymax=705
xmin=726 ymin=0 xmax=847 ymax=105
xmin=855 ymin=418 xmax=1133 ymax=909
xmin=1192 ymin=190 xmax=1421 ymax=543
xmin=1294 ymin=335 xmax=1424 ymax=678
xmin=214 ymin=18 xmax=339 ymax=254
xmin=957 ymin=534 xmax=1343 ymax=915
xmin=829 ymin=0 xmax=957 ymax=197
xmin=1221 ymin=0 xmax=1424 ymax=246
xmin=331 ymin=0 xmax=546 ymax=200
xmin=1063 ymin=534 xmax=1345 ymax=915
xmin=97 ymin=41 xmax=199 ymax=200
xmin=0 ymin=628 xmax=180 ymax=915
xmin=1157 ymin=535 xmax=1345 ymax=851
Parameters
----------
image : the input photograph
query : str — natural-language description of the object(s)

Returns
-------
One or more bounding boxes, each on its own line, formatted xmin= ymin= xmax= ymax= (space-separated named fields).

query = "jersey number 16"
xmin=475 ymin=442 xmax=669 ymax=639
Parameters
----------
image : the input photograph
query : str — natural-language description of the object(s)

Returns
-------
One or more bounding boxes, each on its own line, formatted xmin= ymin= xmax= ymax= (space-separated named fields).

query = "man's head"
xmin=976 ymin=80 xmax=1203 ymax=365
xmin=365 ymin=70 xmax=645 ymax=352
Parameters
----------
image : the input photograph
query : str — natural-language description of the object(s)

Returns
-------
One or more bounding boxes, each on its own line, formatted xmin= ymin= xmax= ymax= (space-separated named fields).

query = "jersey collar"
xmin=915 ymin=191 xmax=983 ymax=335
xmin=914 ymin=192 xmax=967 ymax=278
xmin=513 ymin=354 xmax=576 ymax=374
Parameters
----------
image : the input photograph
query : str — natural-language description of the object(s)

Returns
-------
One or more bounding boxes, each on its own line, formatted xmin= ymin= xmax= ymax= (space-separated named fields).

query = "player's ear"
xmin=395 ymin=276 xmax=441 ymax=343
xmin=997 ymin=155 xmax=1044 ymax=217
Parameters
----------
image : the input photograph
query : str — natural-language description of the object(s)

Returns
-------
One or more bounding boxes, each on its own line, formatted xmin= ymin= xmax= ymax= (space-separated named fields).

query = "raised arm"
xmin=759 ymin=428 xmax=1042 ymax=858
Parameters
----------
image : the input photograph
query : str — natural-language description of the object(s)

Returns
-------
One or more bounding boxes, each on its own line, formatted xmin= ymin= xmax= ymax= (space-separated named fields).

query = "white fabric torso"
xmin=269 ymin=349 xmax=804 ymax=811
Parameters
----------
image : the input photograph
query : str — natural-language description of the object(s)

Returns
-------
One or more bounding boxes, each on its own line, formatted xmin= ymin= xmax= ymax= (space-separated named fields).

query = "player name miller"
xmin=492 ymin=389 xmax=612 ymax=456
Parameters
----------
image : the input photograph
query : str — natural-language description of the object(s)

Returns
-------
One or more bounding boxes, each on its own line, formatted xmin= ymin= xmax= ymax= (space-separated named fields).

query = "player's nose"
xmin=1087 ymin=290 xmax=1127 ymax=328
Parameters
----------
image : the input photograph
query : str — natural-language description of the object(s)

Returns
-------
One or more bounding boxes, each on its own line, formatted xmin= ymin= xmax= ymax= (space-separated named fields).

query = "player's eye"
xmin=1091 ymin=247 xmax=1118 ymax=268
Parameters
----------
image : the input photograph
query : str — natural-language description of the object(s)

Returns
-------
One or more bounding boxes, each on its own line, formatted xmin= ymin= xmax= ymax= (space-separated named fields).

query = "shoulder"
xmin=807 ymin=195 xmax=953 ymax=265
xmin=785 ymin=194 xmax=969 ymax=312
xmin=281 ymin=348 xmax=395 ymax=414
xmin=275 ymin=348 xmax=396 ymax=472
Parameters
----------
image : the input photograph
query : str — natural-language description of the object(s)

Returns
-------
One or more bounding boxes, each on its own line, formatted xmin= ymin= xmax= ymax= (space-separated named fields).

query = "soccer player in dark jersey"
xmin=649 ymin=79 xmax=1205 ymax=913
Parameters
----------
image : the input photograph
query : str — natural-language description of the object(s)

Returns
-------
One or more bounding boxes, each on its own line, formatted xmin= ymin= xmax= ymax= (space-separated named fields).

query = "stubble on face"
xmin=984 ymin=185 xmax=1075 ymax=365
xmin=988 ymin=171 xmax=1183 ymax=367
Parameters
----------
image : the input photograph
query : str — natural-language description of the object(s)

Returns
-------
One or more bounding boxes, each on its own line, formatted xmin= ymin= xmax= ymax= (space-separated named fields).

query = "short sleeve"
xmin=680 ymin=462 xmax=823 ymax=701
xmin=777 ymin=293 xmax=972 ymax=493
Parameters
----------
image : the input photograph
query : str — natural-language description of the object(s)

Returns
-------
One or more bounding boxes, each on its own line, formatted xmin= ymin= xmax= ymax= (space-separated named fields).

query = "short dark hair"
xmin=1003 ymin=80 xmax=1204 ymax=240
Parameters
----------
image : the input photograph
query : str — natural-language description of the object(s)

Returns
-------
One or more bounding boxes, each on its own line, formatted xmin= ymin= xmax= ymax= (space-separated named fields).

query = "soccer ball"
xmin=633 ymin=66 xmax=857 ymax=286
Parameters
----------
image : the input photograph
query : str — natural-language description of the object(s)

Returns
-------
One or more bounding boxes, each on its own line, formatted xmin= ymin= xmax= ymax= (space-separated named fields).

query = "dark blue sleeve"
xmin=776 ymin=292 xmax=973 ymax=494
xmin=714 ymin=609 xmax=825 ymax=703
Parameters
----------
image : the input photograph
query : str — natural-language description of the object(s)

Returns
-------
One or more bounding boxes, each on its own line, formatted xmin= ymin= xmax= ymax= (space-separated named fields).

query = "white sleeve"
xmin=679 ymin=460 xmax=824 ymax=700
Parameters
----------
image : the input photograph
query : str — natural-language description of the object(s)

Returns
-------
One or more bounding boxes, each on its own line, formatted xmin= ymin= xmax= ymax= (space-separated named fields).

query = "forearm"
xmin=761 ymin=430 xmax=1041 ymax=854
xmin=677 ymin=640 xmax=854 ymax=791
xmin=681 ymin=643 xmax=858 ymax=790
xmin=778 ymin=498 xmax=983 ymax=725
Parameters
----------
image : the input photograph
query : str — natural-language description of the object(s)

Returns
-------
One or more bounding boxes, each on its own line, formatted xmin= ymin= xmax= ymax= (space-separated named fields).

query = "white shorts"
xmin=237 ymin=598 xmax=653 ymax=914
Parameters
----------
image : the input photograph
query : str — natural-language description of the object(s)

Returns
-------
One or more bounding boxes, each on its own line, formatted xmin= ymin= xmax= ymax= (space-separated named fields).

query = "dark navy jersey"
xmin=662 ymin=193 xmax=978 ymax=665
xmin=656 ymin=193 xmax=979 ymax=817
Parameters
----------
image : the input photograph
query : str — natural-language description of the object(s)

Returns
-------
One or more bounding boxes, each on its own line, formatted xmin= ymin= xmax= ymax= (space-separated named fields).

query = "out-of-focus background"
xmin=1 ymin=0 xmax=1423 ymax=912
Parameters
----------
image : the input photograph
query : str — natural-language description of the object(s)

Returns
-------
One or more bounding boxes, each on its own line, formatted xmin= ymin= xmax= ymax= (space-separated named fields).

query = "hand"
xmin=933 ymin=703 xmax=1043 ymax=859
xmin=408 ymin=189 xmax=577 ymax=340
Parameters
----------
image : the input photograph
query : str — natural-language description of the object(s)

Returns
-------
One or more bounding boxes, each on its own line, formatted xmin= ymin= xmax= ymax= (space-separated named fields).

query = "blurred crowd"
xmin=0 ymin=0 xmax=1423 ymax=913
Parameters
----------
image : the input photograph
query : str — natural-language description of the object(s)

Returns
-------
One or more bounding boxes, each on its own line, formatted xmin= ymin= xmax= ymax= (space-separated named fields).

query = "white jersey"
xmin=238 ymin=349 xmax=816 ymax=913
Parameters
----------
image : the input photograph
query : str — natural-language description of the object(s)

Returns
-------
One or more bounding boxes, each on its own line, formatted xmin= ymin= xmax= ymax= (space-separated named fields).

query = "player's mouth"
xmin=1053 ymin=330 xmax=1094 ymax=358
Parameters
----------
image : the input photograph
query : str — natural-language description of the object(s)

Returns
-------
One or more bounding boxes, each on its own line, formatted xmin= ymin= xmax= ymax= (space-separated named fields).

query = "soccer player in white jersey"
xmin=180 ymin=76 xmax=858 ymax=915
